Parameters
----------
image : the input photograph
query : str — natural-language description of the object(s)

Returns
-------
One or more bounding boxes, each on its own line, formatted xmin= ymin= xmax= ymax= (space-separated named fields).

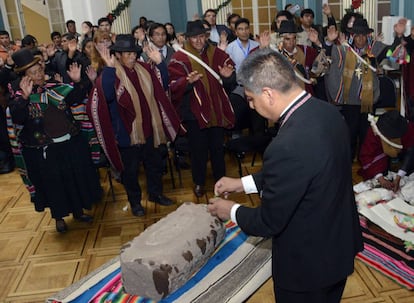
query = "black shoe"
xmin=148 ymin=194 xmax=174 ymax=206
xmin=194 ymin=185 xmax=205 ymax=198
xmin=0 ymin=159 xmax=15 ymax=174
xmin=55 ymin=219 xmax=67 ymax=233
xmin=74 ymin=214 xmax=93 ymax=223
xmin=131 ymin=204 xmax=145 ymax=216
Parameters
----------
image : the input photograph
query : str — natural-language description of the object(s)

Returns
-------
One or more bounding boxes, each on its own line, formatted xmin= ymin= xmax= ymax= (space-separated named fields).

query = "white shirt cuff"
xmin=241 ymin=175 xmax=258 ymax=194
xmin=230 ymin=204 xmax=241 ymax=225
xmin=374 ymin=173 xmax=384 ymax=180
xmin=397 ymin=169 xmax=406 ymax=177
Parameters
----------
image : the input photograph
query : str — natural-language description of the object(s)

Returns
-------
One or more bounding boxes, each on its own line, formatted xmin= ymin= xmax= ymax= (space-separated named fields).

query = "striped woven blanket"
xmin=47 ymin=222 xmax=272 ymax=303
xmin=356 ymin=217 xmax=414 ymax=289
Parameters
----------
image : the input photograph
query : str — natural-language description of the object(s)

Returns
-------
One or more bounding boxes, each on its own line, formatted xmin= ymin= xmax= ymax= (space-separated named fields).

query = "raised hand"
xmin=308 ymin=28 xmax=321 ymax=45
xmin=95 ymin=43 xmax=115 ymax=67
xmin=54 ymin=73 xmax=63 ymax=83
xmin=144 ymin=44 xmax=162 ymax=65
xmin=322 ymin=3 xmax=332 ymax=17
xmin=259 ymin=30 xmax=271 ymax=49
xmin=68 ymin=39 xmax=77 ymax=57
xmin=67 ymin=62 xmax=82 ymax=83
xmin=327 ymin=25 xmax=339 ymax=43
xmin=19 ymin=76 xmax=33 ymax=100
xmin=85 ymin=65 xmax=97 ymax=83
xmin=218 ymin=63 xmax=234 ymax=78
xmin=186 ymin=70 xmax=202 ymax=84
xmin=46 ymin=43 xmax=57 ymax=58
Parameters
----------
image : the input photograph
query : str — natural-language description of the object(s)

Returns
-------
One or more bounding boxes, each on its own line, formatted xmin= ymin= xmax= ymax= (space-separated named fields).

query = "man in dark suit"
xmin=208 ymin=48 xmax=363 ymax=303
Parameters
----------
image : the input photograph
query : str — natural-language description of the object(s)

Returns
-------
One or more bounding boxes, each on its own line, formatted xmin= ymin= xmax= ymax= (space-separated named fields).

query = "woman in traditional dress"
xmin=8 ymin=48 xmax=102 ymax=233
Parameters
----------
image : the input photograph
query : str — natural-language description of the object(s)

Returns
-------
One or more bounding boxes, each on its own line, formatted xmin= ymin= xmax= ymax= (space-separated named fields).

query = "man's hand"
xmin=19 ymin=76 xmax=33 ymax=100
xmin=308 ymin=28 xmax=321 ymax=46
xmin=186 ymin=70 xmax=202 ymax=83
xmin=322 ymin=3 xmax=332 ymax=17
xmin=95 ymin=43 xmax=115 ymax=67
xmin=144 ymin=44 xmax=162 ymax=65
xmin=378 ymin=176 xmax=394 ymax=191
xmin=392 ymin=175 xmax=402 ymax=192
xmin=207 ymin=197 xmax=235 ymax=221
xmin=218 ymin=63 xmax=234 ymax=78
xmin=214 ymin=176 xmax=243 ymax=198
xmin=67 ymin=62 xmax=81 ymax=83
xmin=259 ymin=30 xmax=271 ymax=49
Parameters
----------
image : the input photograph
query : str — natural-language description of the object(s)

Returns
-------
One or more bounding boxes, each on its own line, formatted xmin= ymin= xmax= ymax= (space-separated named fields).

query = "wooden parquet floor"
xmin=0 ymin=152 xmax=413 ymax=303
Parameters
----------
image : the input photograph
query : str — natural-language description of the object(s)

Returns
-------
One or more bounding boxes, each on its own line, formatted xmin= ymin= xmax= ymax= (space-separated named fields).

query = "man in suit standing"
xmin=208 ymin=48 xmax=363 ymax=303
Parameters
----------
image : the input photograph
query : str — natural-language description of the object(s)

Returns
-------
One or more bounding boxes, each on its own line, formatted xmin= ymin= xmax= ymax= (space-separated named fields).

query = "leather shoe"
xmin=148 ymin=194 xmax=173 ymax=206
xmin=74 ymin=214 xmax=93 ymax=223
xmin=131 ymin=204 xmax=145 ymax=216
xmin=194 ymin=185 xmax=205 ymax=198
xmin=55 ymin=219 xmax=67 ymax=233
xmin=0 ymin=158 xmax=15 ymax=174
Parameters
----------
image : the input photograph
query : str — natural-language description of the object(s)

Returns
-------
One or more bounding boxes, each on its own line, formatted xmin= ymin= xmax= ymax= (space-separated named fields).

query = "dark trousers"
xmin=340 ymin=105 xmax=369 ymax=160
xmin=184 ymin=120 xmax=225 ymax=185
xmin=118 ymin=136 xmax=163 ymax=206
xmin=275 ymin=278 xmax=347 ymax=303
xmin=229 ymin=93 xmax=266 ymax=134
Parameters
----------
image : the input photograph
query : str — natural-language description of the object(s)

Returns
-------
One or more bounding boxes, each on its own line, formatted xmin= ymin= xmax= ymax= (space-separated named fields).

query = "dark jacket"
xmin=236 ymin=95 xmax=363 ymax=291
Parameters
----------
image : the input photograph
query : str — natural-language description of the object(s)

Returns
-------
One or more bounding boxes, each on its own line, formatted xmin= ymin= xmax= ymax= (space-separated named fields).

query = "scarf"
xmin=114 ymin=60 xmax=166 ymax=147
xmin=343 ymin=50 xmax=374 ymax=113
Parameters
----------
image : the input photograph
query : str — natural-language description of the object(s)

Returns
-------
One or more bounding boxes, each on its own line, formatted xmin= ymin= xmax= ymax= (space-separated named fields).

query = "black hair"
xmin=0 ymin=30 xmax=9 ymax=36
xmin=300 ymin=8 xmax=315 ymax=18
xmin=50 ymin=31 xmax=61 ymax=40
xmin=234 ymin=18 xmax=250 ymax=29
xmin=148 ymin=23 xmax=166 ymax=38
xmin=227 ymin=13 xmax=241 ymax=25
xmin=98 ymin=17 xmax=112 ymax=26
xmin=66 ymin=19 xmax=75 ymax=27
xmin=203 ymin=8 xmax=217 ymax=18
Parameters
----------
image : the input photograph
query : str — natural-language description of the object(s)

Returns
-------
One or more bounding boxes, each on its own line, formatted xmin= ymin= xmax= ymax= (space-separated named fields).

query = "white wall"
xmin=61 ymin=0 xmax=108 ymax=27
xmin=21 ymin=0 xmax=48 ymax=18
xmin=129 ymin=0 xmax=171 ymax=26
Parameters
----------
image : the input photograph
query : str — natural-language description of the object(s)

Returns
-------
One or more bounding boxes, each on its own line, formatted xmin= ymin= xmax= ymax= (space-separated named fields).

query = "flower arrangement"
xmin=106 ymin=0 xmax=131 ymax=23
xmin=346 ymin=0 xmax=364 ymax=14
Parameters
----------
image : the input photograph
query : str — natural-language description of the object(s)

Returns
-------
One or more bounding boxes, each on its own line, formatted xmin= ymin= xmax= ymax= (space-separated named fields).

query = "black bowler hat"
xmin=109 ymin=34 xmax=141 ymax=53
xmin=349 ymin=18 xmax=374 ymax=35
xmin=185 ymin=20 xmax=207 ymax=37
xmin=279 ymin=20 xmax=298 ymax=34
xmin=376 ymin=110 xmax=408 ymax=139
xmin=12 ymin=48 xmax=41 ymax=73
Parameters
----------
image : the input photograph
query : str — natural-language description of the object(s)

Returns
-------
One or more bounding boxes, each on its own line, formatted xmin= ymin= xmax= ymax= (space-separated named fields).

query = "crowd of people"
xmin=1 ymin=2 xmax=414 ymax=302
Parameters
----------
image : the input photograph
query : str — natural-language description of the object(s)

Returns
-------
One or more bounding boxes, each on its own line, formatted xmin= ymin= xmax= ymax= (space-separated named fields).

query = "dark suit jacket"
xmin=236 ymin=95 xmax=363 ymax=292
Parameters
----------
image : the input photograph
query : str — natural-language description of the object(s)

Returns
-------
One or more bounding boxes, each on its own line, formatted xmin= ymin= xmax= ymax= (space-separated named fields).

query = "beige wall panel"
xmin=23 ymin=6 xmax=51 ymax=44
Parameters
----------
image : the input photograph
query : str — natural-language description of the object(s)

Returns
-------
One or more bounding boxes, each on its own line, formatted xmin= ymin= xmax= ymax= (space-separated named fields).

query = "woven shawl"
xmin=114 ymin=60 xmax=166 ymax=147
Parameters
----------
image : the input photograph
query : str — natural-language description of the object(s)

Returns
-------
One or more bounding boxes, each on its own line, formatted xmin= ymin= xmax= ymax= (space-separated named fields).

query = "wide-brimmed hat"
xmin=279 ymin=20 xmax=298 ymax=34
xmin=376 ymin=110 xmax=408 ymax=139
xmin=109 ymin=34 xmax=141 ymax=53
xmin=12 ymin=48 xmax=41 ymax=73
xmin=349 ymin=18 xmax=374 ymax=35
xmin=185 ymin=20 xmax=207 ymax=37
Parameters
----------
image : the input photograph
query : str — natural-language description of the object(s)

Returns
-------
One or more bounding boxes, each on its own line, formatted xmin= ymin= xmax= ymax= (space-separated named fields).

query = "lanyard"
xmin=236 ymin=39 xmax=251 ymax=58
